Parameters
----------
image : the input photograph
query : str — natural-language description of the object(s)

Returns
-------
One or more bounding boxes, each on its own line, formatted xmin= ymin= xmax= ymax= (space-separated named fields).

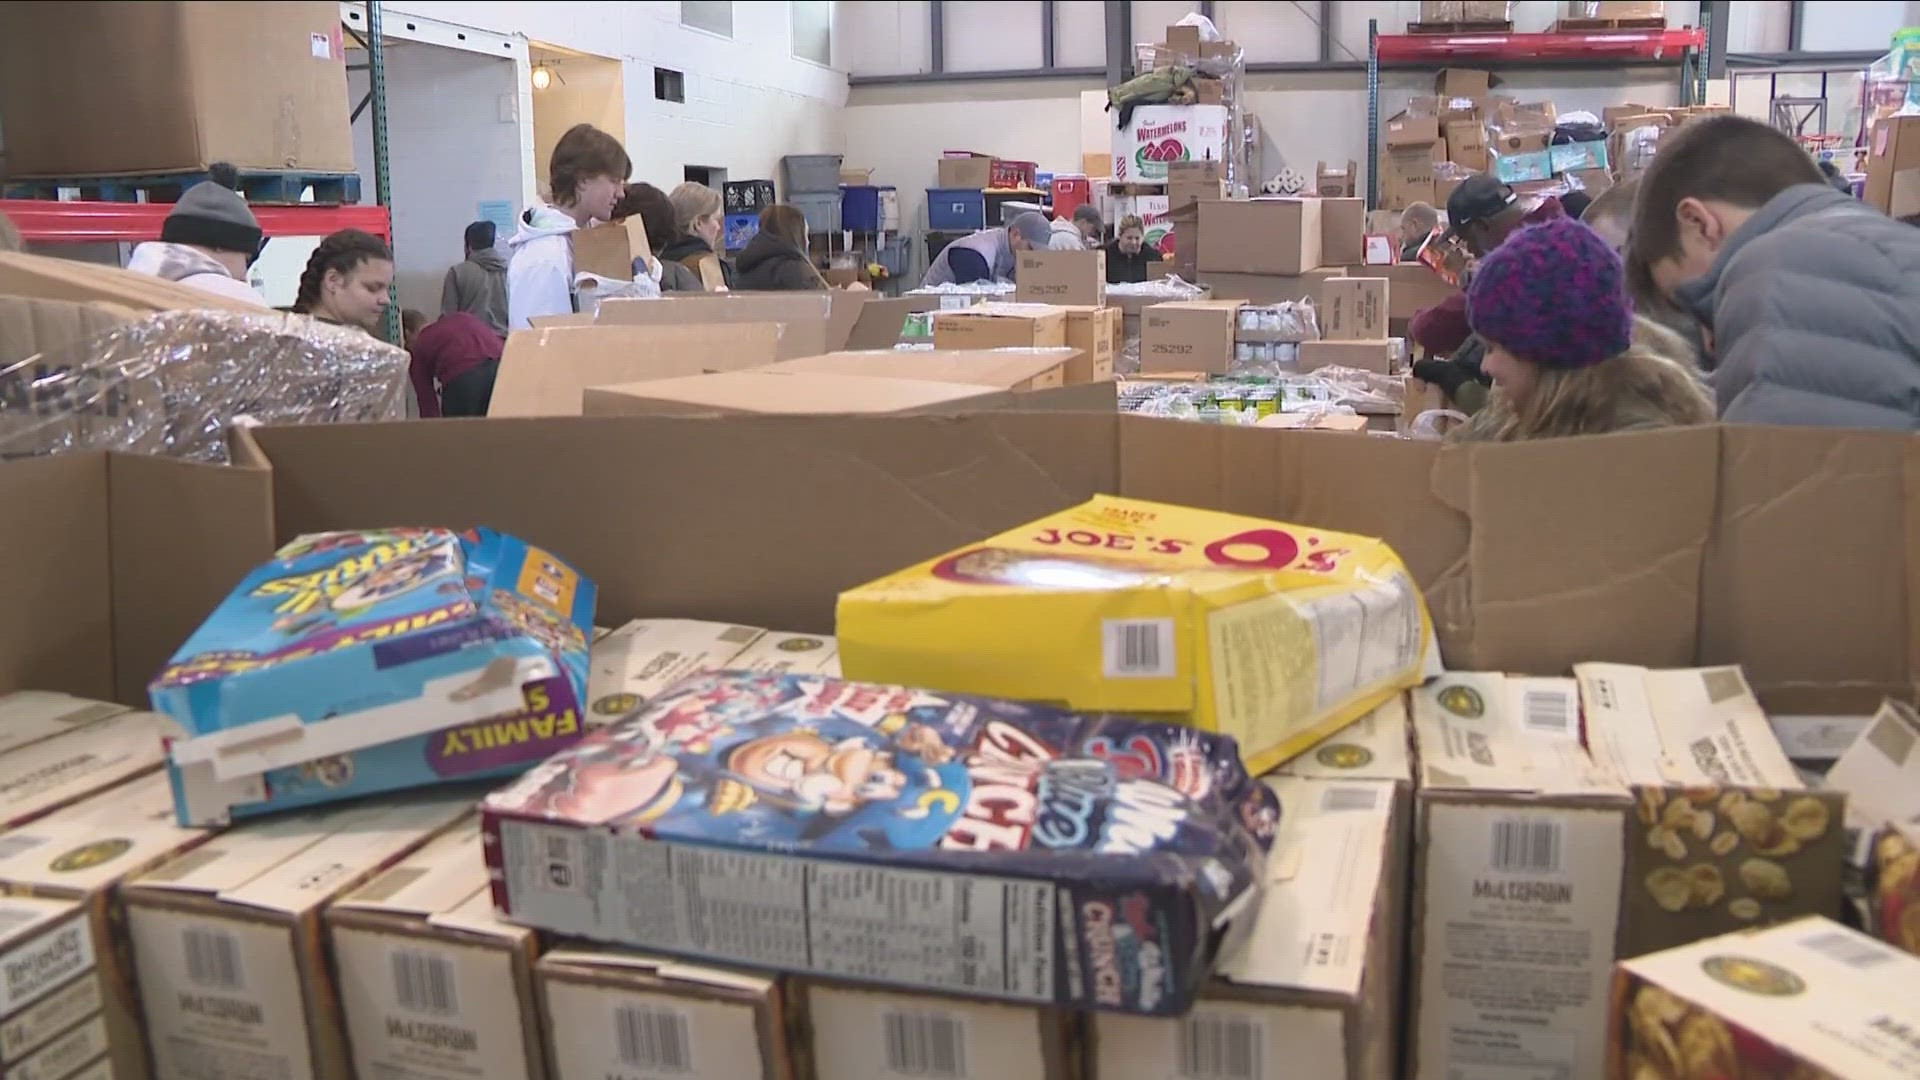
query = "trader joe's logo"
xmin=777 ymin=637 xmax=827 ymax=653
xmin=51 ymin=839 xmax=132 ymax=872
xmin=1436 ymin=684 xmax=1485 ymax=719
xmin=1315 ymin=743 xmax=1374 ymax=770
xmin=1701 ymin=955 xmax=1806 ymax=997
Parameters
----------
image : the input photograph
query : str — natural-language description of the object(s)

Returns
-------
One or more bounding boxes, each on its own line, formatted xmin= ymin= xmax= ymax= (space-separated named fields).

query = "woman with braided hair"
xmin=292 ymin=229 xmax=394 ymax=333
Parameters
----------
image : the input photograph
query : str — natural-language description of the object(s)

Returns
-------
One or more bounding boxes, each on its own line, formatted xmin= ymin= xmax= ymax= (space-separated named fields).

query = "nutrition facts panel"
xmin=499 ymin=820 xmax=1059 ymax=1000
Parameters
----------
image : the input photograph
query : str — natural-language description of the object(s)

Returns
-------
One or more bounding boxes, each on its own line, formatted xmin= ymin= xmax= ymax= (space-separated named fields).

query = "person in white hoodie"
xmin=126 ymin=163 xmax=268 ymax=307
xmin=506 ymin=123 xmax=632 ymax=329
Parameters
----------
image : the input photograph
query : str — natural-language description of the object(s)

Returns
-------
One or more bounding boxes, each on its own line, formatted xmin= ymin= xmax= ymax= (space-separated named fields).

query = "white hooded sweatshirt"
xmin=1047 ymin=216 xmax=1087 ymax=251
xmin=506 ymin=204 xmax=578 ymax=330
xmin=126 ymin=242 xmax=268 ymax=306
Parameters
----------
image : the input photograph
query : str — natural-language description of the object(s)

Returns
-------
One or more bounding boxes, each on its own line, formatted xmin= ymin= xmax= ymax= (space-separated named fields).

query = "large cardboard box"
xmin=1866 ymin=114 xmax=1920 ymax=219
xmin=123 ymin=793 xmax=476 ymax=1080
xmin=535 ymin=949 xmax=799 ymax=1080
xmin=1013 ymin=250 xmax=1106 ymax=306
xmin=1167 ymin=159 xmax=1226 ymax=211
xmin=1299 ymin=339 xmax=1397 ymax=375
xmin=931 ymin=304 xmax=1069 ymax=350
xmin=326 ymin=824 xmax=548 ymax=1080
xmin=761 ymin=348 xmax=1073 ymax=392
xmin=1112 ymin=105 xmax=1231 ymax=183
xmin=806 ymin=985 xmax=1076 ymax=1080
xmin=1140 ymin=299 xmax=1243 ymax=374
xmin=596 ymin=294 xmax=834 ymax=360
xmin=1198 ymin=267 xmax=1344 ymax=306
xmin=1409 ymin=674 xmax=1633 ymax=1080
xmin=581 ymin=370 xmax=1011 ymax=417
xmin=1367 ymin=263 xmax=1460 ymax=323
xmin=0 ymin=773 xmax=215 ymax=1080
xmin=1198 ymin=199 xmax=1324 ymax=275
xmin=1320 ymin=277 xmax=1389 ymax=341
xmin=0 ymin=1 xmax=354 ymax=176
xmin=1386 ymin=114 xmax=1444 ymax=147
xmin=1093 ymin=776 xmax=1406 ymax=1080
xmin=1444 ymin=119 xmax=1489 ymax=170
xmin=0 ymin=895 xmax=99 ymax=1080
xmin=488 ymin=324 xmax=782 ymax=417
xmin=1058 ymin=305 xmax=1120 ymax=383
xmin=1381 ymin=142 xmax=1445 ymax=210
xmin=1319 ymin=197 xmax=1368 ymax=266
xmin=1610 ymin=918 xmax=1920 ymax=1079
xmin=937 ymin=155 xmax=994 ymax=189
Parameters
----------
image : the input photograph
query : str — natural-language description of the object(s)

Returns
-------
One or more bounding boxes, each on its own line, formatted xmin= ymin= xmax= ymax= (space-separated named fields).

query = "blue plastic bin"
xmin=927 ymin=187 xmax=986 ymax=231
xmin=723 ymin=212 xmax=759 ymax=251
xmin=840 ymin=184 xmax=896 ymax=232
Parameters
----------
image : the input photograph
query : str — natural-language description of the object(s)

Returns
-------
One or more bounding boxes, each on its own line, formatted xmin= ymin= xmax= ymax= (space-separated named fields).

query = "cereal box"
xmin=837 ymin=495 xmax=1431 ymax=773
xmin=150 ymin=528 xmax=594 ymax=825
xmin=1827 ymin=699 xmax=1920 ymax=955
xmin=483 ymin=671 xmax=1279 ymax=1015
xmin=585 ymin=619 xmax=764 ymax=723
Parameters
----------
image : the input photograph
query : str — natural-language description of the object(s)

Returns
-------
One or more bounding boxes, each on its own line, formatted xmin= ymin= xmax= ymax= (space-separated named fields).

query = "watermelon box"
xmin=1113 ymin=105 xmax=1229 ymax=184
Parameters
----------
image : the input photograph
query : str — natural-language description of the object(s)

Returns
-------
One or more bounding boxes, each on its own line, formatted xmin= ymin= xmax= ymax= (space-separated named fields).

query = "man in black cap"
xmin=126 ymin=163 xmax=267 ymax=306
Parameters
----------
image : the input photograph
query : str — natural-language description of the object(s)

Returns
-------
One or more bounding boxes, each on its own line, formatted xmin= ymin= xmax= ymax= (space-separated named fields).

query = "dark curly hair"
xmin=293 ymin=229 xmax=392 ymax=314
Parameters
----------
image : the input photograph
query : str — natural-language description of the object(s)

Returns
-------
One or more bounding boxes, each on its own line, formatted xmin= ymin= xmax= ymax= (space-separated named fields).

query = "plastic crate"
xmin=781 ymin=154 xmax=844 ymax=194
xmin=927 ymin=188 xmax=986 ymax=231
xmin=840 ymin=184 xmax=897 ymax=232
xmin=875 ymin=235 xmax=909 ymax=277
xmin=724 ymin=180 xmax=775 ymax=214
xmin=723 ymin=212 xmax=760 ymax=251
xmin=792 ymin=191 xmax=842 ymax=234
xmin=990 ymin=159 xmax=1038 ymax=188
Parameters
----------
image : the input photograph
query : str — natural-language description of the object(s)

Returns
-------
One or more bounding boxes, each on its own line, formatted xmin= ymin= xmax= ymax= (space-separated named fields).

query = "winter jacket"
xmin=923 ymin=228 xmax=1015 ymax=287
xmin=1048 ymin=217 xmax=1087 ymax=251
xmin=1102 ymin=241 xmax=1163 ymax=284
xmin=733 ymin=231 xmax=825 ymax=291
xmin=1670 ymin=184 xmax=1920 ymax=429
xmin=506 ymin=204 xmax=578 ymax=330
xmin=440 ymin=249 xmax=509 ymax=334
xmin=658 ymin=235 xmax=735 ymax=290
xmin=648 ymin=257 xmax=704 ymax=293
xmin=409 ymin=312 xmax=504 ymax=419
xmin=126 ymin=242 xmax=267 ymax=307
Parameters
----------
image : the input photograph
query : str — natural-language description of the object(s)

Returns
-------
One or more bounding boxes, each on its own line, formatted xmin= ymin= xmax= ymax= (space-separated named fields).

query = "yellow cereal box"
xmin=836 ymin=495 xmax=1431 ymax=772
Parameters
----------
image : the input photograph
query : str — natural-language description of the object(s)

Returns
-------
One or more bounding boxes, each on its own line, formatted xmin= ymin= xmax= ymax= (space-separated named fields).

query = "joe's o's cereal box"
xmin=836 ymin=496 xmax=1431 ymax=774
xmin=151 ymin=527 xmax=593 ymax=826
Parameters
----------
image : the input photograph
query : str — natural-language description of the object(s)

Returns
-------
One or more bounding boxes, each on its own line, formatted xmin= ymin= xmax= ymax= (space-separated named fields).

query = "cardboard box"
xmin=1402 ymin=376 xmax=1455 ymax=433
xmin=1299 ymin=339 xmax=1396 ymax=375
xmin=1315 ymin=160 xmax=1359 ymax=198
xmin=1866 ymin=114 xmax=1920 ymax=219
xmin=1081 ymin=152 xmax=1112 ymax=178
xmin=1319 ymin=197 xmax=1367 ymax=266
xmin=1382 ymin=142 xmax=1444 ymax=209
xmin=536 ymin=949 xmax=798 ymax=1080
xmin=1409 ymin=674 xmax=1632 ymax=1080
xmin=1141 ymin=299 xmax=1243 ymax=374
xmin=581 ymin=370 xmax=1011 ymax=418
xmin=326 ymin=824 xmax=547 ymax=1080
xmin=1321 ymin=277 xmax=1389 ymax=341
xmin=0 ymin=1 xmax=354 ymax=176
xmin=1059 ymin=305 xmax=1120 ymax=383
xmin=1254 ymin=412 xmax=1371 ymax=432
xmin=1112 ymin=105 xmax=1230 ymax=183
xmin=1826 ymin=699 xmax=1920 ymax=838
xmin=0 ymin=691 xmax=128 ymax=758
xmin=806 ymin=985 xmax=1076 ymax=1080
xmin=1167 ymin=159 xmax=1226 ymax=211
xmin=1602 ymin=103 xmax=1662 ymax=129
xmin=1367 ymin=263 xmax=1460 ymax=324
xmin=1014 ymin=249 xmax=1107 ymax=306
xmin=1198 ymin=268 xmax=1344 ymax=306
xmin=1444 ymin=119 xmax=1489 ymax=171
xmin=724 ymin=630 xmax=841 ymax=677
xmin=0 ymin=251 xmax=259 ymax=315
xmin=596 ymin=294 xmax=834 ymax=360
xmin=1093 ymin=776 xmax=1406 ymax=1080
xmin=1387 ymin=114 xmax=1443 ymax=147
xmin=488 ymin=324 xmax=782 ymax=417
xmin=0 ymin=707 xmax=165 ymax=831
xmin=586 ymin=618 xmax=767 ymax=720
xmin=1573 ymin=0 xmax=1666 ymax=19
xmin=1198 ymin=199 xmax=1324 ymax=276
xmin=937 ymin=155 xmax=994 ymax=189
xmin=1436 ymin=67 xmax=1495 ymax=101
xmin=0 ymin=895 xmax=99 ymax=1080
xmin=570 ymin=218 xmax=652 ymax=282
xmin=1610 ymin=917 xmax=1920 ymax=1079
xmin=763 ymin=347 xmax=1073 ymax=392
xmin=932 ymin=304 xmax=1069 ymax=350
xmin=1576 ymin=664 xmax=1847 ymax=959
xmin=123 ymin=792 xmax=476 ymax=1080
xmin=0 ymin=772 xmax=215 ymax=1080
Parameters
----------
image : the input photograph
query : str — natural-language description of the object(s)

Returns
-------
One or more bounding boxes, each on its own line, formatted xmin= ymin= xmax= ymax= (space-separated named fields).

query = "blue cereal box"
xmin=482 ymin=671 xmax=1278 ymax=1014
xmin=151 ymin=527 xmax=594 ymax=826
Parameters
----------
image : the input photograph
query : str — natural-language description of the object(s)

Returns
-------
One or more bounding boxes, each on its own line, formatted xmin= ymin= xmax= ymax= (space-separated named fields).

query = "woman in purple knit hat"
xmin=1453 ymin=215 xmax=1713 ymax=442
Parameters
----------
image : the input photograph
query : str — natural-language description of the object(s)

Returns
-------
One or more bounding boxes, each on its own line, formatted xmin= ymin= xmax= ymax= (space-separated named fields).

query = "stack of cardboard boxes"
xmin=1301 ymin=276 xmax=1393 ymax=374
xmin=1381 ymin=69 xmax=1503 ymax=211
xmin=1105 ymin=22 xmax=1247 ymax=260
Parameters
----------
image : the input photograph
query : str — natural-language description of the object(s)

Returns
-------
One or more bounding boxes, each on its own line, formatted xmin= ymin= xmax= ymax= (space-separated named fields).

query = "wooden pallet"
xmin=1406 ymin=19 xmax=1514 ymax=35
xmin=1 ymin=168 xmax=361 ymax=206
xmin=1551 ymin=16 xmax=1667 ymax=31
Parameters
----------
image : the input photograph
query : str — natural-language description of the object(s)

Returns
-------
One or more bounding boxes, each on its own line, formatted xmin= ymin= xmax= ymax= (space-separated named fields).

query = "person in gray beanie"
xmin=126 ymin=163 xmax=268 ymax=306
xmin=922 ymin=210 xmax=1052 ymax=286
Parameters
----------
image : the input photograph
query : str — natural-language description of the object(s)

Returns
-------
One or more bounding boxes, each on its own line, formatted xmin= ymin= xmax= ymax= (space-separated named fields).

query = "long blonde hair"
xmin=1456 ymin=317 xmax=1714 ymax=442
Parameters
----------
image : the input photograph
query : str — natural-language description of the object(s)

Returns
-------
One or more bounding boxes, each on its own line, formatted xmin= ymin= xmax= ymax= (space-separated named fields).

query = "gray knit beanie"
xmin=162 ymin=163 xmax=263 ymax=256
xmin=1007 ymin=211 xmax=1052 ymax=246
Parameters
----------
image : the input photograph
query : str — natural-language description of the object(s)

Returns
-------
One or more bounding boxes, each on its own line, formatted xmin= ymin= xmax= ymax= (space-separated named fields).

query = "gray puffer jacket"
xmin=1672 ymin=184 xmax=1920 ymax=429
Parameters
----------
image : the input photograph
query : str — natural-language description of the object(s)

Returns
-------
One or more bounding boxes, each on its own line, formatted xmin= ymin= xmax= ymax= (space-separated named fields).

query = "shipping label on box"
xmin=1141 ymin=300 xmax=1242 ymax=374
xmin=808 ymin=985 xmax=1075 ymax=1080
xmin=538 ymin=951 xmax=791 ymax=1080
xmin=1320 ymin=277 xmax=1388 ymax=341
xmin=1014 ymin=249 xmax=1107 ymax=307
xmin=587 ymin=619 xmax=765 ymax=721
xmin=1112 ymin=105 xmax=1229 ymax=183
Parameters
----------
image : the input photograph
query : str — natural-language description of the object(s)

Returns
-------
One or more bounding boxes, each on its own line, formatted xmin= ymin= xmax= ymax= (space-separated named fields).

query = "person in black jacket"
xmin=734 ymin=205 xmax=827 ymax=291
xmin=1103 ymin=214 xmax=1164 ymax=283
xmin=663 ymin=182 xmax=735 ymax=289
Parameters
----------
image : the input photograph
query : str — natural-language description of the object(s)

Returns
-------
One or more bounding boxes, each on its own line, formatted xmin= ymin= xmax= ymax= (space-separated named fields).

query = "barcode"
xmin=0 ymin=904 xmax=39 ymax=937
xmin=1521 ymin=689 xmax=1575 ymax=734
xmin=182 ymin=927 xmax=244 ymax=990
xmin=1489 ymin=818 xmax=1564 ymax=874
xmin=1103 ymin=619 xmax=1175 ymax=678
xmin=391 ymin=949 xmax=459 ymax=1016
xmin=614 ymin=1004 xmax=692 ymax=1074
xmin=1319 ymin=785 xmax=1382 ymax=813
xmin=1178 ymin=1013 xmax=1262 ymax=1080
xmin=883 ymin=1010 xmax=966 ymax=1078
xmin=0 ymin=835 xmax=48 ymax=862
xmin=1800 ymin=929 xmax=1896 ymax=969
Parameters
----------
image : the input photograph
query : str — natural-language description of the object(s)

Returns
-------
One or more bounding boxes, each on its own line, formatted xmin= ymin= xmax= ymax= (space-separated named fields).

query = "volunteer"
xmin=406 ymin=309 xmax=505 ymax=419
xmin=291 ymin=229 xmax=394 ymax=333
xmin=1631 ymin=115 xmax=1920 ymax=429
xmin=506 ymin=123 xmax=632 ymax=328
xmin=922 ymin=211 xmax=1052 ymax=286
xmin=1581 ymin=176 xmax=1705 ymax=365
xmin=1102 ymin=215 xmax=1164 ymax=284
xmin=611 ymin=184 xmax=702 ymax=292
xmin=1071 ymin=204 xmax=1104 ymax=247
xmin=1047 ymin=204 xmax=1104 ymax=250
xmin=439 ymin=221 xmax=509 ymax=333
xmin=663 ymin=182 xmax=734 ymax=289
xmin=734 ymin=205 xmax=828 ymax=291
xmin=1398 ymin=201 xmax=1440 ymax=261
xmin=1453 ymin=216 xmax=1713 ymax=443
xmin=126 ymin=163 xmax=268 ymax=306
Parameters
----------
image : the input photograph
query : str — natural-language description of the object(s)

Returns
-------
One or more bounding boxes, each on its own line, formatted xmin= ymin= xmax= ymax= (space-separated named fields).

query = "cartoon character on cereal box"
xmin=266 ymin=538 xmax=462 ymax=638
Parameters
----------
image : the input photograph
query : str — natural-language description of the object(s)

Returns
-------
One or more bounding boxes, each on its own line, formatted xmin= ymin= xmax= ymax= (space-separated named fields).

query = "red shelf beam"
xmin=1377 ymin=27 xmax=1706 ymax=64
xmin=0 ymin=200 xmax=391 ymax=244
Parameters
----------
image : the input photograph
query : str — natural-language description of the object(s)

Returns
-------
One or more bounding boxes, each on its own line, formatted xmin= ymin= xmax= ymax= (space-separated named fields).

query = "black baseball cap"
xmin=1442 ymin=173 xmax=1518 ymax=237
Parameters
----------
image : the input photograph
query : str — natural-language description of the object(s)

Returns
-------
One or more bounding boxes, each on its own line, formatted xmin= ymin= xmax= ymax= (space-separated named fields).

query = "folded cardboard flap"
xmin=582 ymin=370 xmax=1013 ymax=417
xmin=0 ymin=251 xmax=259 ymax=314
xmin=488 ymin=323 xmax=783 ymax=418
xmin=758 ymin=348 xmax=1078 ymax=391
xmin=596 ymin=294 xmax=834 ymax=360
